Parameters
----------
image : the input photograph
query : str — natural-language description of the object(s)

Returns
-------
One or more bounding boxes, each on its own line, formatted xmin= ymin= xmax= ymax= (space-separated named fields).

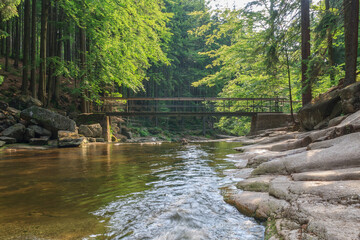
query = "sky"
xmin=208 ymin=0 xmax=322 ymax=10
xmin=207 ymin=0 xmax=252 ymax=10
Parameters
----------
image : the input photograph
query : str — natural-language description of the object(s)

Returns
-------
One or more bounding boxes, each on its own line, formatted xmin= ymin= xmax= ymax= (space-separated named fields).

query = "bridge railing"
xmin=102 ymin=97 xmax=297 ymax=115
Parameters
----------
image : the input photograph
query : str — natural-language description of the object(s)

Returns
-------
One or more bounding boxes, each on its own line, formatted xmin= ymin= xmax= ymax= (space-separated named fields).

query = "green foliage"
xmin=0 ymin=0 xmax=21 ymax=21
xmin=59 ymin=0 xmax=171 ymax=99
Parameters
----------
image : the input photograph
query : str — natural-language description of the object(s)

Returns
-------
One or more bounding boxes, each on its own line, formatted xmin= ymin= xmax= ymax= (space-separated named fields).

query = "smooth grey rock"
xmin=236 ymin=175 xmax=275 ymax=192
xmin=21 ymin=106 xmax=76 ymax=135
xmin=96 ymin=138 xmax=105 ymax=143
xmin=0 ymin=123 xmax=26 ymax=142
xmin=328 ymin=115 xmax=347 ymax=128
xmin=79 ymin=124 xmax=102 ymax=138
xmin=253 ymin=133 xmax=360 ymax=175
xmin=228 ymin=191 xmax=290 ymax=221
xmin=0 ymin=136 xmax=16 ymax=144
xmin=292 ymin=168 xmax=360 ymax=181
xmin=0 ymin=140 xmax=5 ymax=147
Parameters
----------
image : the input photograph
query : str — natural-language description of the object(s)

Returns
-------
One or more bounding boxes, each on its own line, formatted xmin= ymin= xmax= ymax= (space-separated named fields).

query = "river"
xmin=0 ymin=142 xmax=264 ymax=239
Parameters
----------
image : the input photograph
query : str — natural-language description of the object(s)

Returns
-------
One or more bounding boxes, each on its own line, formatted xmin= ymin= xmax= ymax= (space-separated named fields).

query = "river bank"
xmin=224 ymin=109 xmax=360 ymax=239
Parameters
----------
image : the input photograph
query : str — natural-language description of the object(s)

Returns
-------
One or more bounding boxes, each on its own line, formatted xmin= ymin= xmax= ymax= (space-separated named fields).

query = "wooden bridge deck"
xmin=105 ymin=111 xmax=282 ymax=117
xmin=102 ymin=97 xmax=292 ymax=117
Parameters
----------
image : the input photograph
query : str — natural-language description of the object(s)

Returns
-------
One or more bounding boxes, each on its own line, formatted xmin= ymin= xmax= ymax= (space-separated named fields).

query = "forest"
xmin=0 ymin=0 xmax=359 ymax=135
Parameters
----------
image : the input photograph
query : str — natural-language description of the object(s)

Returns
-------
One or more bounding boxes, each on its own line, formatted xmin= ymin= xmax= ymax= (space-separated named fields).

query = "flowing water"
xmin=0 ymin=142 xmax=264 ymax=240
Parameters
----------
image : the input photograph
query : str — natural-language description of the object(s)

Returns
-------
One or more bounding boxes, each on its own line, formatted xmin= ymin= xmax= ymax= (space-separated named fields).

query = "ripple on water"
xmin=93 ymin=145 xmax=264 ymax=240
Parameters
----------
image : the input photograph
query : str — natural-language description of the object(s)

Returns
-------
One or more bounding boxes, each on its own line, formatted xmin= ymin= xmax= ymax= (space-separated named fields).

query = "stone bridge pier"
xmin=250 ymin=113 xmax=296 ymax=135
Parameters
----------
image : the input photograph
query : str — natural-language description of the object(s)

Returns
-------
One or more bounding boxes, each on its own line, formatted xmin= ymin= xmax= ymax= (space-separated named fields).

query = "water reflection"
xmin=0 ymin=142 xmax=264 ymax=239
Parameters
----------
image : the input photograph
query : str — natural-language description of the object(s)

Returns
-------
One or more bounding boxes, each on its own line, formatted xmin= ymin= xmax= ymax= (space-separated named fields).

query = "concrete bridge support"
xmin=250 ymin=113 xmax=295 ymax=135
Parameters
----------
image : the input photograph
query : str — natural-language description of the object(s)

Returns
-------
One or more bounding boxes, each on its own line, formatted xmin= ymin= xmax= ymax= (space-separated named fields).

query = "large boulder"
xmin=9 ymin=95 xmax=43 ymax=110
xmin=24 ymin=128 xmax=36 ymax=142
xmin=299 ymin=82 xmax=360 ymax=130
xmin=298 ymin=90 xmax=341 ymax=130
xmin=0 ymin=123 xmax=26 ymax=142
xmin=21 ymin=106 xmax=76 ymax=136
xmin=79 ymin=124 xmax=102 ymax=138
xmin=340 ymin=81 xmax=360 ymax=114
xmin=28 ymin=125 xmax=52 ymax=137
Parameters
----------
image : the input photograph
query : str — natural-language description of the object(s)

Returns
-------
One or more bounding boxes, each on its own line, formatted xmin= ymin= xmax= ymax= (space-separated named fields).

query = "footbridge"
xmin=102 ymin=97 xmax=290 ymax=116
xmin=98 ymin=97 xmax=296 ymax=141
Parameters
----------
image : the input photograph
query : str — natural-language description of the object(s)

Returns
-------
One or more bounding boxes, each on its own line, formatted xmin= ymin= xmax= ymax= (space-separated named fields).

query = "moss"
xmin=237 ymin=181 xmax=270 ymax=192
xmin=265 ymin=218 xmax=284 ymax=240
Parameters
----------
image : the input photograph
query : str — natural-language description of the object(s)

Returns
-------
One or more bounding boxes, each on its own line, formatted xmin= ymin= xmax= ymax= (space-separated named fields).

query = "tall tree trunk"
xmin=22 ymin=0 xmax=31 ymax=95
xmin=64 ymin=21 xmax=71 ymax=62
xmin=5 ymin=21 xmax=10 ymax=72
xmin=343 ymin=0 xmax=359 ymax=87
xmin=325 ymin=0 xmax=335 ymax=86
xmin=301 ymin=0 xmax=312 ymax=106
xmin=47 ymin=3 xmax=55 ymax=107
xmin=54 ymin=5 xmax=63 ymax=102
xmin=30 ymin=0 xmax=37 ymax=98
xmin=79 ymin=27 xmax=88 ymax=113
xmin=13 ymin=15 xmax=20 ymax=68
xmin=38 ymin=0 xmax=49 ymax=103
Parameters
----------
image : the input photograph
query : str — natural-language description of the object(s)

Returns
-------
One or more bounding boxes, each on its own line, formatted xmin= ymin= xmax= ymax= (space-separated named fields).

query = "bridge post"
xmin=105 ymin=116 xmax=112 ymax=142
xmin=203 ymin=116 xmax=206 ymax=136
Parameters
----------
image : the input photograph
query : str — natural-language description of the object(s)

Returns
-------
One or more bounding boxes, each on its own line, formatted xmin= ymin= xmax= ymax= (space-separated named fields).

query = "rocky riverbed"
xmin=224 ymin=109 xmax=360 ymax=240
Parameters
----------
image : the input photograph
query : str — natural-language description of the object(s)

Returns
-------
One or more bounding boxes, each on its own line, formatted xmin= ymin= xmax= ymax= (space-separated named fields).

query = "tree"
xmin=343 ymin=0 xmax=359 ymax=87
xmin=21 ymin=0 xmax=31 ymax=95
xmin=38 ymin=0 xmax=49 ymax=102
xmin=325 ymin=0 xmax=335 ymax=85
xmin=301 ymin=0 xmax=312 ymax=105
xmin=30 ymin=0 xmax=37 ymax=98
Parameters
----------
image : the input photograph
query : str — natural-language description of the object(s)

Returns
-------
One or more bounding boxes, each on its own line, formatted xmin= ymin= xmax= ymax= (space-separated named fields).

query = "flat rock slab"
xmin=248 ymin=148 xmax=306 ymax=167
xmin=236 ymin=175 xmax=275 ymax=192
xmin=269 ymin=177 xmax=360 ymax=204
xmin=228 ymin=191 xmax=289 ymax=221
xmin=298 ymin=201 xmax=360 ymax=240
xmin=253 ymin=132 xmax=360 ymax=175
xmin=292 ymin=168 xmax=360 ymax=181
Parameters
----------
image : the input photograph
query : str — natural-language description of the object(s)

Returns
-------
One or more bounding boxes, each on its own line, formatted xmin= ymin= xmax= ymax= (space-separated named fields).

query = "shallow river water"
xmin=0 ymin=142 xmax=264 ymax=240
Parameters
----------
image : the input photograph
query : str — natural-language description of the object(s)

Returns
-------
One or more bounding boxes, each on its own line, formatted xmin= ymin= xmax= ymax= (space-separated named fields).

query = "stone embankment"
xmin=226 ymin=109 xmax=360 ymax=239
xmin=0 ymin=96 xmax=105 ymax=148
